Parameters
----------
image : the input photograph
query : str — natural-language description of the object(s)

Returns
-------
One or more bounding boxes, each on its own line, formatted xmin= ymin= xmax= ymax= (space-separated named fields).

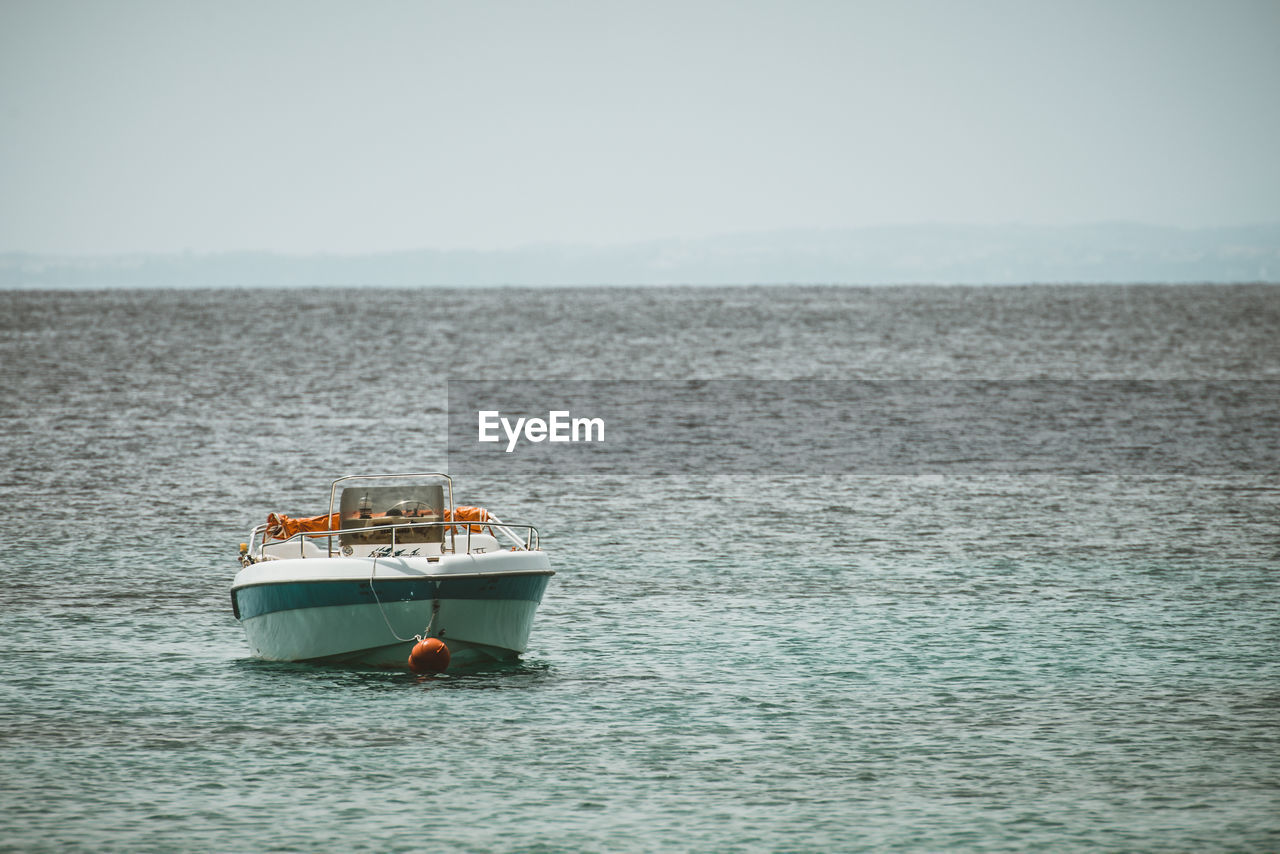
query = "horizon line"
xmin=4 ymin=220 xmax=1280 ymax=260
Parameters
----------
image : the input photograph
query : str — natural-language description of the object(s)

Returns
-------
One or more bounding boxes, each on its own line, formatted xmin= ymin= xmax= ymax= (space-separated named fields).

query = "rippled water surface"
xmin=1 ymin=285 xmax=1278 ymax=851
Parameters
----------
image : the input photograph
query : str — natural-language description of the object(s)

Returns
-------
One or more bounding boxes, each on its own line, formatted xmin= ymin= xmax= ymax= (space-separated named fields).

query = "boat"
xmin=230 ymin=473 xmax=553 ymax=668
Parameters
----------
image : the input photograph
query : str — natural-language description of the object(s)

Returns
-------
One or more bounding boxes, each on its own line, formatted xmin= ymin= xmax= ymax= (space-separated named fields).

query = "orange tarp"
xmin=265 ymin=507 xmax=492 ymax=539
xmin=447 ymin=505 xmax=492 ymax=533
xmin=265 ymin=512 xmax=340 ymax=541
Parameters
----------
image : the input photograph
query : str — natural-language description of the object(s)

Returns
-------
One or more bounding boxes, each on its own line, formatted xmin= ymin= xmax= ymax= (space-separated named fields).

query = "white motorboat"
xmin=230 ymin=473 xmax=553 ymax=669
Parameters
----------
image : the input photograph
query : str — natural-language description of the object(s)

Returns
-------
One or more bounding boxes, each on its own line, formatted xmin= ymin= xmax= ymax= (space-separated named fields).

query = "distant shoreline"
xmin=4 ymin=224 xmax=1279 ymax=289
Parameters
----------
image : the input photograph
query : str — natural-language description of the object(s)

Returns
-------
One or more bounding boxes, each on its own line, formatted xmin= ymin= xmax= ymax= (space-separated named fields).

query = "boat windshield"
xmin=338 ymin=485 xmax=445 ymax=545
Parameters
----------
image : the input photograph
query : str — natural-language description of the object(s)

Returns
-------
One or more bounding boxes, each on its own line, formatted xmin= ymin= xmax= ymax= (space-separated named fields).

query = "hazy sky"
xmin=3 ymin=0 xmax=1279 ymax=254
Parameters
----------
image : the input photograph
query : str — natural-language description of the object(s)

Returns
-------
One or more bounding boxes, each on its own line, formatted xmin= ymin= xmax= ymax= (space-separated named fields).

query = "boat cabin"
xmin=248 ymin=472 xmax=535 ymax=562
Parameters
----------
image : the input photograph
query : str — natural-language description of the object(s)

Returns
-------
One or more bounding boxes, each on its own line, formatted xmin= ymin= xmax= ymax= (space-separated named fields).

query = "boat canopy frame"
xmin=327 ymin=472 xmax=455 ymax=522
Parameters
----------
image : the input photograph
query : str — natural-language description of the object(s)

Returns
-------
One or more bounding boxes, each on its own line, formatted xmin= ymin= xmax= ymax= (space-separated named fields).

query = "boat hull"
xmin=231 ymin=552 xmax=552 ymax=667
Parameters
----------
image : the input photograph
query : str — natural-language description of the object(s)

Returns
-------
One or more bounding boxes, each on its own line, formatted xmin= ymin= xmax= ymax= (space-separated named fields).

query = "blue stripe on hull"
xmin=233 ymin=573 xmax=550 ymax=621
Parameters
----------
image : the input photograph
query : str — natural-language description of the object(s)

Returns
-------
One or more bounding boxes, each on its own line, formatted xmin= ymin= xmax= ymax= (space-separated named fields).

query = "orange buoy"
xmin=408 ymin=637 xmax=450 ymax=673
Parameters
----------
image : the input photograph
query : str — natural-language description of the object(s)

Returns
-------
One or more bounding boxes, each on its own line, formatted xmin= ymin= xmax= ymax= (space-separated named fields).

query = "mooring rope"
xmin=368 ymin=554 xmax=435 ymax=643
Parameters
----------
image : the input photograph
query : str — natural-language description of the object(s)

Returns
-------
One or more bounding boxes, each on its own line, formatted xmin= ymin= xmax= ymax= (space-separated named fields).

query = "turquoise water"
xmin=1 ymin=285 xmax=1278 ymax=851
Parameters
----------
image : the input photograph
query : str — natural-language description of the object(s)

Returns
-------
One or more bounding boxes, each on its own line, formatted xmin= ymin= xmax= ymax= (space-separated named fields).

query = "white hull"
xmin=232 ymin=550 xmax=552 ymax=667
xmin=240 ymin=597 xmax=545 ymax=666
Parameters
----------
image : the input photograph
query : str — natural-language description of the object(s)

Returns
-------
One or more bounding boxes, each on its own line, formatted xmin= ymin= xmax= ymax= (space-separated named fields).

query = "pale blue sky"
xmin=2 ymin=0 xmax=1278 ymax=254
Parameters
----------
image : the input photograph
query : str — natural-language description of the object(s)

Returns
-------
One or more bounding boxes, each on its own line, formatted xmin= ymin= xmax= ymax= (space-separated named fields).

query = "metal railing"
xmin=246 ymin=517 xmax=540 ymax=562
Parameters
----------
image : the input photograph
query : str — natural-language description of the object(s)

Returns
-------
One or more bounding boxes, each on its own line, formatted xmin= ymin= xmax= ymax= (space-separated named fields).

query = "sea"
xmin=1 ymin=284 xmax=1277 ymax=852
